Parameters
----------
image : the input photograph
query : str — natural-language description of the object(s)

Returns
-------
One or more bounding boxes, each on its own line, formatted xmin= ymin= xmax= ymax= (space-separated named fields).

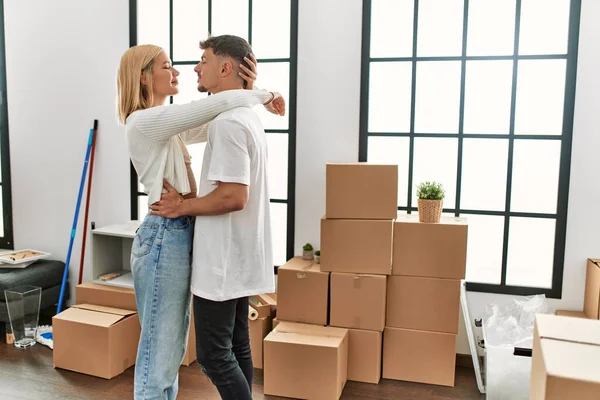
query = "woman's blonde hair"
xmin=116 ymin=44 xmax=164 ymax=124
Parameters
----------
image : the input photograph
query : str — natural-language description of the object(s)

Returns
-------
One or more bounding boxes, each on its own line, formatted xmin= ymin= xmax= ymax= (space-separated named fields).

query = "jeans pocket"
xmin=166 ymin=216 xmax=192 ymax=231
xmin=131 ymin=224 xmax=159 ymax=258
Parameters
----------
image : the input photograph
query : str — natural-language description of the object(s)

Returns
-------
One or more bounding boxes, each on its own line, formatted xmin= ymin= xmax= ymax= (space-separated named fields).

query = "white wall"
xmin=5 ymin=0 xmax=599 ymax=355
xmin=294 ymin=0 xmax=600 ymax=355
xmin=5 ymin=0 xmax=130 ymax=303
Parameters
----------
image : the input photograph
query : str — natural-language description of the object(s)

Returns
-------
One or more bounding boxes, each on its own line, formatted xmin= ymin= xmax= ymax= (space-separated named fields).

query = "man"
xmin=150 ymin=35 xmax=283 ymax=400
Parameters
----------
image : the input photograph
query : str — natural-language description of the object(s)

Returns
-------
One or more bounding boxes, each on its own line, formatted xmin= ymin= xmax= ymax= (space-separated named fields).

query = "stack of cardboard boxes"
xmin=384 ymin=214 xmax=467 ymax=386
xmin=263 ymin=162 xmax=469 ymax=399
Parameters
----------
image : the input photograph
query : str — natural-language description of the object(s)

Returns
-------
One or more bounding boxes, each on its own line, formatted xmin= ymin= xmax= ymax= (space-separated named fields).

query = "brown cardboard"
xmin=347 ymin=329 xmax=381 ymax=384
xmin=382 ymin=327 xmax=456 ymax=387
xmin=386 ymin=276 xmax=461 ymax=333
xmin=276 ymin=257 xmax=329 ymax=325
xmin=249 ymin=295 xmax=273 ymax=319
xmin=583 ymin=258 xmax=600 ymax=319
xmin=77 ymin=281 xmax=196 ymax=366
xmin=53 ymin=304 xmax=140 ymax=379
xmin=326 ymin=163 xmax=398 ymax=220
xmin=555 ymin=310 xmax=587 ymax=318
xmin=272 ymin=318 xmax=279 ymax=328
xmin=76 ymin=282 xmax=137 ymax=311
xmin=392 ymin=214 xmax=467 ymax=279
xmin=249 ymin=316 xmax=273 ymax=369
xmin=530 ymin=314 xmax=600 ymax=400
xmin=321 ymin=218 xmax=393 ymax=275
xmin=264 ymin=322 xmax=348 ymax=400
xmin=330 ymin=273 xmax=386 ymax=332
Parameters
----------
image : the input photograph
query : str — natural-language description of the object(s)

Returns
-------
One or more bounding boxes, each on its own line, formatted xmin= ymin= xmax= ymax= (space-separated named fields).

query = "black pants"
xmin=194 ymin=295 xmax=253 ymax=400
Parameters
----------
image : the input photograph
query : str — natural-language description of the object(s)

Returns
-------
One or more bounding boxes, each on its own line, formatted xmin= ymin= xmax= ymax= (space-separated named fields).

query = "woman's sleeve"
xmin=132 ymin=89 xmax=272 ymax=144
xmin=180 ymin=123 xmax=211 ymax=145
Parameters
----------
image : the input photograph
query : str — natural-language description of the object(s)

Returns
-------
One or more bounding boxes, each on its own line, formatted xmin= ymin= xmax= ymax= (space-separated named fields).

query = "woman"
xmin=116 ymin=44 xmax=284 ymax=400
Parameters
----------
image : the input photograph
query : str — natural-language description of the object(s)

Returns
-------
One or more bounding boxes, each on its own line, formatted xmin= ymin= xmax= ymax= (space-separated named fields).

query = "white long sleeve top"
xmin=125 ymin=89 xmax=273 ymax=206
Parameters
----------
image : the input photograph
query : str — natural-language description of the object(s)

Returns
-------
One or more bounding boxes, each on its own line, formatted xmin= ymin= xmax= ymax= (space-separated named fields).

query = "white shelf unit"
xmin=91 ymin=221 xmax=141 ymax=289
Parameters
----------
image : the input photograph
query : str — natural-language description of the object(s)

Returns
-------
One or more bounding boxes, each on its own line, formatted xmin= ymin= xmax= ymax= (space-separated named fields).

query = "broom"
xmin=37 ymin=124 xmax=96 ymax=349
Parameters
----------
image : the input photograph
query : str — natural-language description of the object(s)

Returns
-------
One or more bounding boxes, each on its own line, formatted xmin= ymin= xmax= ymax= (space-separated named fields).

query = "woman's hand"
xmin=265 ymin=92 xmax=286 ymax=116
xmin=239 ymin=54 xmax=258 ymax=90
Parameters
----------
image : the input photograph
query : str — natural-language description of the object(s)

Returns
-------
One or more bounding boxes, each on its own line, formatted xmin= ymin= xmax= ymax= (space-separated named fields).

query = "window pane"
xmin=464 ymin=214 xmax=504 ymax=284
xmin=417 ymin=0 xmax=464 ymax=57
xmin=506 ymin=217 xmax=556 ymax=288
xmin=514 ymin=60 xmax=566 ymax=135
xmin=519 ymin=0 xmax=570 ymax=55
xmin=463 ymin=60 xmax=513 ymax=134
xmin=186 ymin=142 xmax=207 ymax=185
xmin=252 ymin=0 xmax=290 ymax=59
xmin=173 ymin=0 xmax=209 ymax=61
xmin=415 ymin=61 xmax=461 ymax=133
xmin=138 ymin=195 xmax=149 ymax=221
xmin=270 ymin=202 xmax=287 ymax=267
xmin=370 ymin=0 xmax=414 ymax=58
xmin=254 ymin=62 xmax=289 ymax=130
xmin=511 ymin=139 xmax=561 ymax=214
xmin=461 ymin=139 xmax=508 ymax=211
xmin=467 ymin=0 xmax=516 ymax=56
xmin=138 ymin=0 xmax=170 ymax=54
xmin=368 ymin=62 xmax=412 ymax=133
xmin=367 ymin=136 xmax=410 ymax=207
xmin=266 ymin=134 xmax=288 ymax=200
xmin=412 ymin=138 xmax=458 ymax=209
xmin=212 ymin=0 xmax=249 ymax=40
xmin=172 ymin=65 xmax=208 ymax=105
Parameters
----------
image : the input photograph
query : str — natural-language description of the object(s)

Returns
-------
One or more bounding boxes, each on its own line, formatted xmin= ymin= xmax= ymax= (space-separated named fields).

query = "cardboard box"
xmin=264 ymin=322 xmax=348 ymax=400
xmin=77 ymin=281 xmax=196 ymax=366
xmin=321 ymin=218 xmax=393 ymax=275
xmin=249 ymin=296 xmax=273 ymax=319
xmin=386 ymin=276 xmax=461 ymax=333
xmin=326 ymin=163 xmax=398 ymax=220
xmin=392 ymin=215 xmax=467 ymax=279
xmin=382 ymin=327 xmax=456 ymax=387
xmin=277 ymin=257 xmax=329 ymax=325
xmin=53 ymin=304 xmax=140 ymax=379
xmin=76 ymin=282 xmax=136 ymax=311
xmin=249 ymin=316 xmax=273 ymax=369
xmin=347 ymin=329 xmax=382 ymax=384
xmin=584 ymin=258 xmax=600 ymax=319
xmin=272 ymin=318 xmax=280 ymax=328
xmin=330 ymin=273 xmax=386 ymax=332
xmin=555 ymin=310 xmax=587 ymax=318
xmin=530 ymin=314 xmax=600 ymax=400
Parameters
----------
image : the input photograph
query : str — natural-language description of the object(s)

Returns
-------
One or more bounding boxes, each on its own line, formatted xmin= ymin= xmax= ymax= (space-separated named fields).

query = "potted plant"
xmin=314 ymin=250 xmax=320 ymax=263
xmin=416 ymin=181 xmax=445 ymax=223
xmin=302 ymin=243 xmax=314 ymax=260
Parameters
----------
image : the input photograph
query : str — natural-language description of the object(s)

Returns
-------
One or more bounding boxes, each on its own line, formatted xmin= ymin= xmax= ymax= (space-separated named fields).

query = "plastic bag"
xmin=484 ymin=294 xmax=549 ymax=348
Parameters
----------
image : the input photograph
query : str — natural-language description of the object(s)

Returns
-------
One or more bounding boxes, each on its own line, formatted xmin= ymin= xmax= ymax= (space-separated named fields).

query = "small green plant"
xmin=416 ymin=181 xmax=445 ymax=200
xmin=314 ymin=250 xmax=320 ymax=256
xmin=303 ymin=243 xmax=313 ymax=251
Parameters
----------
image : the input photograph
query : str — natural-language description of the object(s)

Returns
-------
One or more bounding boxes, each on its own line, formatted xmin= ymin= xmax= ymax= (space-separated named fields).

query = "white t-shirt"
xmin=191 ymin=107 xmax=275 ymax=301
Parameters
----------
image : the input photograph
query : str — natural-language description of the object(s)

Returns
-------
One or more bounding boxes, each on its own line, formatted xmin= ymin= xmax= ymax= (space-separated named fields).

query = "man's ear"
xmin=220 ymin=60 xmax=234 ymax=77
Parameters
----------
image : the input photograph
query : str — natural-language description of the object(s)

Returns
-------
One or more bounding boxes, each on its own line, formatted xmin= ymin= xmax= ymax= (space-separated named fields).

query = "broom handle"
xmin=57 ymin=128 xmax=94 ymax=314
xmin=77 ymin=120 xmax=98 ymax=284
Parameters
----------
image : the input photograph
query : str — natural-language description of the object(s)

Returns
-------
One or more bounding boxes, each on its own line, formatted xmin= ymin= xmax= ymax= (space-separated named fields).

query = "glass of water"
xmin=4 ymin=285 xmax=42 ymax=349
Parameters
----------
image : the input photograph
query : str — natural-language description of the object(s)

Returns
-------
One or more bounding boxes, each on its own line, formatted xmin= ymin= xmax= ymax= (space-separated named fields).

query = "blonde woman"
xmin=116 ymin=44 xmax=284 ymax=400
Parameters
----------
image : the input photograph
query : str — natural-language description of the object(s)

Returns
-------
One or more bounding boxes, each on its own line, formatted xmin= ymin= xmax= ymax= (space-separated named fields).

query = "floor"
xmin=0 ymin=342 xmax=484 ymax=400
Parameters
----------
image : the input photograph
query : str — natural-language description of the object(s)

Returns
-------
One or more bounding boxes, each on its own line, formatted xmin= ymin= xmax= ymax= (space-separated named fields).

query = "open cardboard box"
xmin=53 ymin=304 xmax=140 ymax=379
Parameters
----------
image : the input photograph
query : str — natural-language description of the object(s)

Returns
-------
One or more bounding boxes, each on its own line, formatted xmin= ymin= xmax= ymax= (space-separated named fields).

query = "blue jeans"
xmin=131 ymin=214 xmax=195 ymax=400
xmin=194 ymin=295 xmax=253 ymax=400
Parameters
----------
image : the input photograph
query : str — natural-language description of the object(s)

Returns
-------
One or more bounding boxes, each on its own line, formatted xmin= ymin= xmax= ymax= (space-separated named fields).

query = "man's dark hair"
xmin=200 ymin=35 xmax=253 ymax=81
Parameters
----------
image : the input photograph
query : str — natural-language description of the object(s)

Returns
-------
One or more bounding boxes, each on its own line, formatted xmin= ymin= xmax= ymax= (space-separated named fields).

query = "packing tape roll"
xmin=248 ymin=305 xmax=258 ymax=321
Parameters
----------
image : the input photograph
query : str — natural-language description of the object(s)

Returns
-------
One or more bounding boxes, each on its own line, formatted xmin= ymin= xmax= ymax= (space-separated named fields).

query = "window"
xmin=129 ymin=0 xmax=298 ymax=267
xmin=360 ymin=0 xmax=581 ymax=297
xmin=0 ymin=0 xmax=14 ymax=249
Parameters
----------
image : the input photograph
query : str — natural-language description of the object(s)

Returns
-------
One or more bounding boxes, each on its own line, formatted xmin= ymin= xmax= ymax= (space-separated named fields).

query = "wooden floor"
xmin=0 ymin=342 xmax=483 ymax=400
